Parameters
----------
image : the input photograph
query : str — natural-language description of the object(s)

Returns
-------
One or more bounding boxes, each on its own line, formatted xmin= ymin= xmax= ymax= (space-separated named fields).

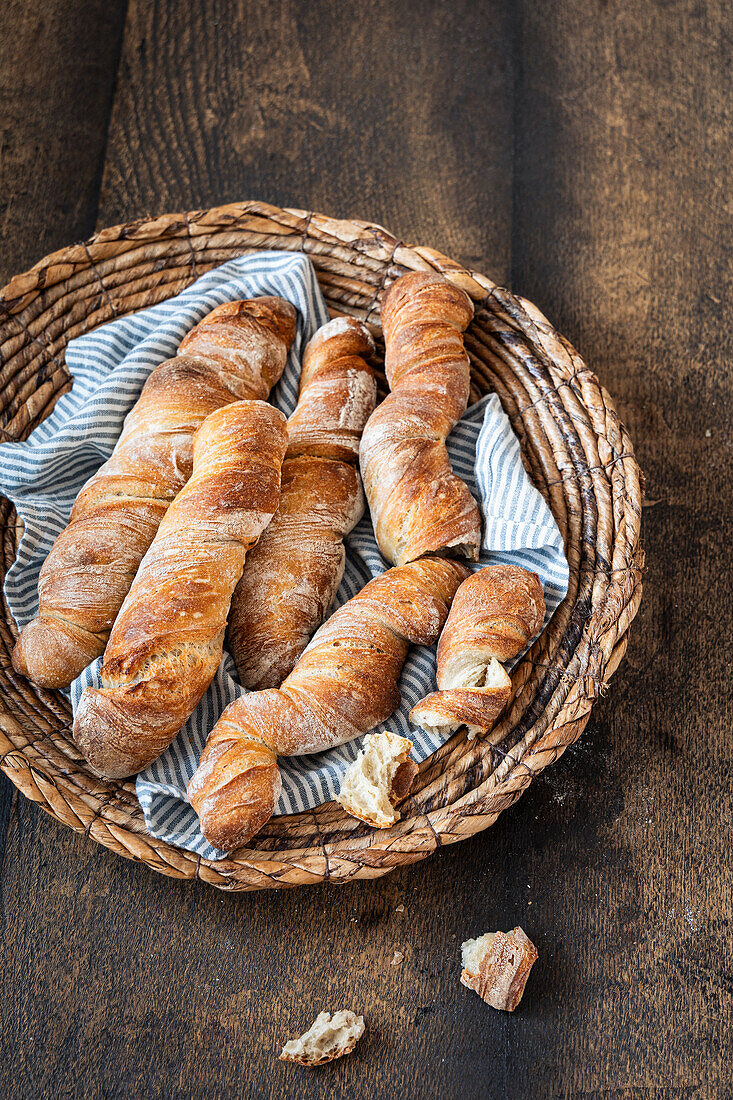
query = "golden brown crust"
xmin=189 ymin=558 xmax=469 ymax=850
xmin=286 ymin=315 xmax=376 ymax=462
xmin=391 ymin=758 xmax=419 ymax=805
xmin=359 ymin=272 xmax=481 ymax=566
xmin=179 ymin=297 xmax=297 ymax=399
xmin=437 ymin=565 xmax=546 ymax=673
xmin=228 ymin=316 xmax=376 ymax=689
xmin=409 ymin=685 xmax=511 ymax=732
xmin=410 ymin=565 xmax=545 ymax=737
xmin=12 ymin=298 xmax=296 ymax=689
xmin=228 ymin=455 xmax=364 ymax=689
xmin=73 ymin=400 xmax=288 ymax=778
xmin=187 ymin=730 xmax=281 ymax=852
xmin=461 ymin=927 xmax=538 ymax=1011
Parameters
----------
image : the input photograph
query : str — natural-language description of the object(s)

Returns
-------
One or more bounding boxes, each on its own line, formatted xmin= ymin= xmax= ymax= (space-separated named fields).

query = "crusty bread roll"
xmin=12 ymin=298 xmax=296 ymax=689
xmin=73 ymin=400 xmax=288 ymax=778
xmin=285 ymin=316 xmax=376 ymax=462
xmin=188 ymin=558 xmax=470 ymax=851
xmin=279 ymin=1011 xmax=365 ymax=1065
xmin=335 ymin=731 xmax=417 ymax=828
xmin=461 ymin=926 xmax=538 ymax=1010
xmin=228 ymin=456 xmax=364 ymax=690
xmin=359 ymin=271 xmax=482 ymax=566
xmin=410 ymin=564 xmax=545 ymax=739
xmin=228 ymin=316 xmax=376 ymax=689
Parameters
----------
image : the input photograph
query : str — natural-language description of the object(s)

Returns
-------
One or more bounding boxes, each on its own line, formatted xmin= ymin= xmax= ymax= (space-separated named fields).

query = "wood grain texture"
xmin=1 ymin=0 xmax=731 ymax=1097
xmin=511 ymin=1 xmax=733 ymax=1093
xmin=0 ymin=0 xmax=128 ymax=285
xmin=97 ymin=0 xmax=513 ymax=278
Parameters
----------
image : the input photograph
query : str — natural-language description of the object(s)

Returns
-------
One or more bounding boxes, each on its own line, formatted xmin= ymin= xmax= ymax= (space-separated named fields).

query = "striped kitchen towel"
xmin=0 ymin=251 xmax=569 ymax=860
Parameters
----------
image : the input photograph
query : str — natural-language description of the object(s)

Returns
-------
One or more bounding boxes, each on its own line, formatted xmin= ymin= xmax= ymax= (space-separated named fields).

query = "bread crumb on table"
xmin=460 ymin=927 xmax=538 ymax=1011
xmin=390 ymin=950 xmax=405 ymax=966
xmin=279 ymin=1011 xmax=365 ymax=1066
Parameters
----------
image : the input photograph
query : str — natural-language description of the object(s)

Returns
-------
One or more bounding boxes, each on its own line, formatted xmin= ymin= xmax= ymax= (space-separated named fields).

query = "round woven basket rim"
xmin=0 ymin=200 xmax=644 ymax=891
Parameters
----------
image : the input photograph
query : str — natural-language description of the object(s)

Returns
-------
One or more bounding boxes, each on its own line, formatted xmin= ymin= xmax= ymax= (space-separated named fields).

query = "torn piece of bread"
xmin=279 ymin=1010 xmax=365 ymax=1066
xmin=461 ymin=926 xmax=538 ymax=1011
xmin=410 ymin=657 xmax=511 ymax=740
xmin=336 ymin=731 xmax=418 ymax=828
xmin=410 ymin=565 xmax=545 ymax=740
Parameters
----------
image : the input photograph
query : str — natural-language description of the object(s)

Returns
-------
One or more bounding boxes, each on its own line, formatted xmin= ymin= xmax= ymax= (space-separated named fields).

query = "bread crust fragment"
xmin=461 ymin=926 xmax=538 ymax=1011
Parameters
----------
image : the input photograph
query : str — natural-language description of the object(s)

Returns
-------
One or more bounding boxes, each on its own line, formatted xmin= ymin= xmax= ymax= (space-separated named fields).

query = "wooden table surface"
xmin=1 ymin=3 xmax=730 ymax=1097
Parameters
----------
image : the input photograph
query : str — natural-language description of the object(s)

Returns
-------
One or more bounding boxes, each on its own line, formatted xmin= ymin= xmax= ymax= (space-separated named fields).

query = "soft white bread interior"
xmin=279 ymin=1011 xmax=365 ymax=1066
xmin=442 ymin=654 xmax=510 ymax=693
xmin=412 ymin=657 xmax=511 ymax=740
xmin=461 ymin=932 xmax=497 ymax=973
xmin=336 ymin=731 xmax=418 ymax=828
xmin=460 ymin=926 xmax=538 ymax=1011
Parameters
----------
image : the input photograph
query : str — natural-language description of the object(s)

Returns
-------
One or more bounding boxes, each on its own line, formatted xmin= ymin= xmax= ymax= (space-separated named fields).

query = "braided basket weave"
xmin=0 ymin=201 xmax=643 ymax=891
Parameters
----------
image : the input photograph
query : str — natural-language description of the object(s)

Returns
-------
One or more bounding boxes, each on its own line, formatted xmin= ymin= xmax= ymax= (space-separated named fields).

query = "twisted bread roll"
xmin=286 ymin=316 xmax=377 ymax=462
xmin=359 ymin=271 xmax=482 ymax=566
xmin=73 ymin=400 xmax=288 ymax=778
xmin=228 ymin=316 xmax=376 ymax=689
xmin=189 ymin=557 xmax=470 ymax=851
xmin=12 ymin=297 xmax=296 ymax=688
xmin=410 ymin=564 xmax=545 ymax=739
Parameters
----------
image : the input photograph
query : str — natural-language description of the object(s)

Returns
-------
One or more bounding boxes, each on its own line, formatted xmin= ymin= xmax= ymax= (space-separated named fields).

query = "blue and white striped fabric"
xmin=0 ymin=252 xmax=569 ymax=860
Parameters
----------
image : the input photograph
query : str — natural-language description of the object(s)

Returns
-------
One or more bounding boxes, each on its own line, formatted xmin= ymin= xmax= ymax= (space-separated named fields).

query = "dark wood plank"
xmin=97 ymin=0 xmax=514 ymax=276
xmin=0 ymin=0 xmax=127 ymax=919
xmin=0 ymin=0 xmax=128 ymax=285
xmin=511 ymin=0 xmax=733 ymax=1094
xmin=0 ymin=756 xmax=638 ymax=1100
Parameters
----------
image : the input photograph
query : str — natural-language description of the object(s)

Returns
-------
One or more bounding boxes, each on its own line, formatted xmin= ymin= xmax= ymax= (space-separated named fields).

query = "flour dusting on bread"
xmin=279 ymin=1010 xmax=365 ymax=1065
xmin=336 ymin=731 xmax=417 ymax=828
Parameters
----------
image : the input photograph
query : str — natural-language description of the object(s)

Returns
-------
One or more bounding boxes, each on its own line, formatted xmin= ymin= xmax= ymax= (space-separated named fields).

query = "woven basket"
xmin=0 ymin=201 xmax=643 ymax=891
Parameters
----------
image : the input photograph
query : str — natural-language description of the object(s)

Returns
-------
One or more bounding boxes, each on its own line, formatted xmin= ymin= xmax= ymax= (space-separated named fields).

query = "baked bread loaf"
xmin=188 ymin=557 xmax=470 ymax=851
xmin=228 ymin=316 xmax=376 ymax=689
xmin=285 ymin=316 xmax=376 ymax=462
xmin=73 ymin=400 xmax=288 ymax=778
xmin=410 ymin=564 xmax=545 ymax=739
xmin=461 ymin=926 xmax=538 ymax=1011
xmin=279 ymin=1011 xmax=365 ymax=1065
xmin=359 ymin=271 xmax=482 ymax=566
xmin=12 ymin=297 xmax=297 ymax=689
xmin=335 ymin=731 xmax=417 ymax=828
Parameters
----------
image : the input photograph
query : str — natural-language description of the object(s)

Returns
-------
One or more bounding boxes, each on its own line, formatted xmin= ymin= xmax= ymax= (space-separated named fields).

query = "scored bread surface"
xmin=360 ymin=271 xmax=482 ymax=566
xmin=189 ymin=558 xmax=470 ymax=851
xmin=73 ymin=399 xmax=288 ymax=778
xmin=228 ymin=316 xmax=376 ymax=689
